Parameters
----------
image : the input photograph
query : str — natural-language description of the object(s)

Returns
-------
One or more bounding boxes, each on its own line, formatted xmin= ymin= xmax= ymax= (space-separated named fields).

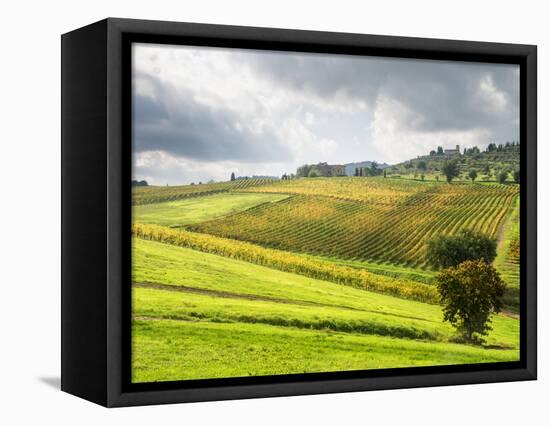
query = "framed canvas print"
xmin=61 ymin=18 xmax=537 ymax=407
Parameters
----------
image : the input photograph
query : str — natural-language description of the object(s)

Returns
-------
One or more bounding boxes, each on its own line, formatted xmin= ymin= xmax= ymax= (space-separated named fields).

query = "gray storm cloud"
xmin=249 ymin=52 xmax=519 ymax=141
xmin=132 ymin=44 xmax=519 ymax=185
xmin=133 ymin=72 xmax=293 ymax=163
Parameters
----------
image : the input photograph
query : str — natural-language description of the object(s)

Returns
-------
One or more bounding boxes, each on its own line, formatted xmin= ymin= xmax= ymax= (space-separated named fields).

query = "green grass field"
xmin=131 ymin=178 xmax=521 ymax=383
xmin=133 ymin=320 xmax=517 ymax=382
xmin=133 ymin=192 xmax=288 ymax=227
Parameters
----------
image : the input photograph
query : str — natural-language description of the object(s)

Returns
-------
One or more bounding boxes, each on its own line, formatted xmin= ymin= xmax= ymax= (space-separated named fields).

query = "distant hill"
xmin=388 ymin=143 xmax=520 ymax=181
xmin=235 ymin=175 xmax=279 ymax=180
xmin=344 ymin=161 xmax=390 ymax=176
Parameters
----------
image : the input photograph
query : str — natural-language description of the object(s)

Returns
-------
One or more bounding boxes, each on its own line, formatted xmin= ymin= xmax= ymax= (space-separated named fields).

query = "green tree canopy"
xmin=427 ymin=229 xmax=497 ymax=269
xmin=498 ymin=171 xmax=508 ymax=184
xmin=436 ymin=260 xmax=506 ymax=343
xmin=468 ymin=170 xmax=478 ymax=182
xmin=296 ymin=164 xmax=312 ymax=177
xmin=441 ymin=160 xmax=460 ymax=183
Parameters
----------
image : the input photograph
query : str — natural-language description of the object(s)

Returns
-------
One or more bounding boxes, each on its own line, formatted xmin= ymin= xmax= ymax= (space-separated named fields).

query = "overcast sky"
xmin=132 ymin=43 xmax=519 ymax=185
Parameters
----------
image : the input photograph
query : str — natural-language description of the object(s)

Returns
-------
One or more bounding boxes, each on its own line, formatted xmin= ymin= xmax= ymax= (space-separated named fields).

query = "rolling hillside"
xmin=131 ymin=176 xmax=520 ymax=382
xmin=132 ymin=238 xmax=519 ymax=382
xmin=189 ymin=178 xmax=518 ymax=268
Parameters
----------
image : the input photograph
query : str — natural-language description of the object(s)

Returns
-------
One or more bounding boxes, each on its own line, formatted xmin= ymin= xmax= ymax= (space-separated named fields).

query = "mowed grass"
xmin=132 ymin=238 xmax=519 ymax=382
xmin=132 ymin=319 xmax=518 ymax=383
xmin=133 ymin=192 xmax=288 ymax=227
xmin=134 ymin=286 xmax=441 ymax=341
xmin=133 ymin=223 xmax=438 ymax=303
xmin=133 ymin=239 xmax=438 ymax=319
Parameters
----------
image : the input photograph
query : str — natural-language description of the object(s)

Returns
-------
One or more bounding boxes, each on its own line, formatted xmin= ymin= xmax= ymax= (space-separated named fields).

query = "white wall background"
xmin=0 ymin=0 xmax=546 ymax=423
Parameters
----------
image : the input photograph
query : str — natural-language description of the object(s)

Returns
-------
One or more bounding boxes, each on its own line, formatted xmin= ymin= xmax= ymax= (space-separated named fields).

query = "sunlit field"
xmin=131 ymin=177 xmax=520 ymax=383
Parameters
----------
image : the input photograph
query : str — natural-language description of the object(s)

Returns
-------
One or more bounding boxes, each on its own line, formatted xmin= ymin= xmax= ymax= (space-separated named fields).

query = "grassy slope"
xmin=133 ymin=320 xmax=517 ymax=382
xmin=132 ymin=239 xmax=519 ymax=382
xmin=132 ymin=238 xmax=437 ymax=314
xmin=133 ymin=223 xmax=438 ymax=303
xmin=133 ymin=192 xmax=288 ymax=227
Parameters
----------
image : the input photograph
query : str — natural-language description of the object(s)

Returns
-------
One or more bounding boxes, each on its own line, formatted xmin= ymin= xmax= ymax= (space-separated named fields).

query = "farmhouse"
xmin=444 ymin=145 xmax=461 ymax=156
xmin=314 ymin=162 xmax=346 ymax=177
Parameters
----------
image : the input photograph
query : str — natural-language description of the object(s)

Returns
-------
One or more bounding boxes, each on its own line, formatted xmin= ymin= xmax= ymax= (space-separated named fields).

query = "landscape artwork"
xmin=131 ymin=43 xmax=521 ymax=383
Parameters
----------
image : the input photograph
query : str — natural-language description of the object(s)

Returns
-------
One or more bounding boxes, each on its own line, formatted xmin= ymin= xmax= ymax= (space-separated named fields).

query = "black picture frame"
xmin=61 ymin=17 xmax=537 ymax=407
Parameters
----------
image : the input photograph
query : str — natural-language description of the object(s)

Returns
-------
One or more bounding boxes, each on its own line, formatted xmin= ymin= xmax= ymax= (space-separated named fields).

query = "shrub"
xmin=498 ymin=171 xmax=508 ymax=184
xmin=427 ymin=229 xmax=497 ymax=269
xmin=436 ymin=260 xmax=506 ymax=344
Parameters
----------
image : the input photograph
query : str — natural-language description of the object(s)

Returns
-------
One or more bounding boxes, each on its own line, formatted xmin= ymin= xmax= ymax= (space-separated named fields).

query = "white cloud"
xmin=479 ymin=74 xmax=509 ymax=112
xmin=371 ymin=96 xmax=491 ymax=163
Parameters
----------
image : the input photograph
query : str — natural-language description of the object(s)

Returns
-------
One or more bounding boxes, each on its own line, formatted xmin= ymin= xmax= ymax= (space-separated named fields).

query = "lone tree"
xmin=441 ymin=160 xmax=460 ymax=183
xmin=370 ymin=161 xmax=379 ymax=176
xmin=498 ymin=171 xmax=508 ymax=184
xmin=417 ymin=160 xmax=427 ymax=171
xmin=230 ymin=172 xmax=236 ymax=181
xmin=468 ymin=169 xmax=478 ymax=182
xmin=436 ymin=260 xmax=506 ymax=344
xmin=427 ymin=229 xmax=497 ymax=269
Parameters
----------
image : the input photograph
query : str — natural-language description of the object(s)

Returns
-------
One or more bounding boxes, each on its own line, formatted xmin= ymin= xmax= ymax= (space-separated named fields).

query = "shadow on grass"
xmin=483 ymin=344 xmax=514 ymax=350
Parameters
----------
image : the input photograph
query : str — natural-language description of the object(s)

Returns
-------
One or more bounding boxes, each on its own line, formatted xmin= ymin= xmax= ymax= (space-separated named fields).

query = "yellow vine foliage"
xmin=132 ymin=223 xmax=439 ymax=304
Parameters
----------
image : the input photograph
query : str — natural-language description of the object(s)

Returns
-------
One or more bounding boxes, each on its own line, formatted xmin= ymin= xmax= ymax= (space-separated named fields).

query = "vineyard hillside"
xmin=189 ymin=177 xmax=518 ymax=268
